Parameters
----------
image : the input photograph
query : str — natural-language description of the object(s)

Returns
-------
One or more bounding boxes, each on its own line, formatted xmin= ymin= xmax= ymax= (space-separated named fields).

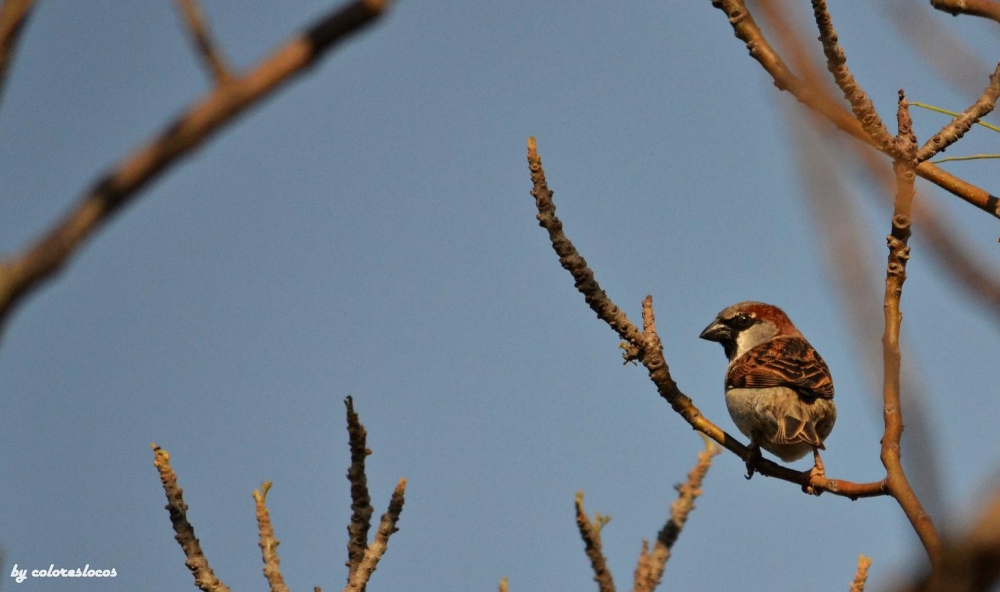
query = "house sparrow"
xmin=699 ymin=301 xmax=836 ymax=479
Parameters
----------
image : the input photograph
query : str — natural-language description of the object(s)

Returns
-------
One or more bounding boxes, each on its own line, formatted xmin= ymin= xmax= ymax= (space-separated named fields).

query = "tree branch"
xmin=710 ymin=0 xmax=1000 ymax=218
xmin=344 ymin=395 xmax=374 ymax=579
xmin=0 ymin=0 xmax=393 ymax=342
xmin=174 ymin=0 xmax=234 ymax=85
xmin=881 ymin=92 xmax=943 ymax=565
xmin=254 ymin=482 xmax=290 ymax=592
xmin=0 ymin=0 xmax=33 ymax=110
xmin=343 ymin=478 xmax=406 ymax=592
xmin=151 ymin=443 xmax=231 ymax=592
xmin=850 ymin=555 xmax=873 ymax=592
xmin=633 ymin=436 xmax=720 ymax=592
xmin=575 ymin=492 xmax=615 ymax=592
xmin=917 ymin=63 xmax=1000 ymax=163
xmin=931 ymin=0 xmax=1000 ymax=23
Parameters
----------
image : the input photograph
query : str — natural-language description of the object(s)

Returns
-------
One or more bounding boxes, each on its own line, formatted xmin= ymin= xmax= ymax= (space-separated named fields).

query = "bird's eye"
xmin=731 ymin=313 xmax=754 ymax=329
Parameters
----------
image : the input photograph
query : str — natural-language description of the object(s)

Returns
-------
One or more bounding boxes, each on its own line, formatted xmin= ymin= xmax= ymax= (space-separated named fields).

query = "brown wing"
xmin=726 ymin=337 xmax=834 ymax=400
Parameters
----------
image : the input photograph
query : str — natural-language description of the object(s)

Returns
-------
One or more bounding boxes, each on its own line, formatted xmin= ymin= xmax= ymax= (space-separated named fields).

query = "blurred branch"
xmin=499 ymin=576 xmax=508 ymax=592
xmin=526 ymin=136 xmax=888 ymax=499
xmin=151 ymin=443 xmax=231 ymax=592
xmin=850 ymin=555 xmax=873 ymax=592
xmin=931 ymin=0 xmax=1000 ymax=23
xmin=881 ymin=93 xmax=943 ymax=565
xmin=173 ymin=0 xmax=234 ymax=84
xmin=632 ymin=436 xmax=720 ymax=592
xmin=0 ymin=0 xmax=393 ymax=343
xmin=575 ymin=492 xmax=615 ymax=592
xmin=345 ymin=395 xmax=374 ymax=580
xmin=0 ymin=0 xmax=33 ymax=110
xmin=901 ymin=485 xmax=1000 ymax=592
xmin=254 ymin=482 xmax=290 ymax=592
xmin=710 ymin=0 xmax=1000 ymax=218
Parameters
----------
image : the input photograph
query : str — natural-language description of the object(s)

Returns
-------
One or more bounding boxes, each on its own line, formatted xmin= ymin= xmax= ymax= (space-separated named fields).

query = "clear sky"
xmin=1 ymin=1 xmax=998 ymax=591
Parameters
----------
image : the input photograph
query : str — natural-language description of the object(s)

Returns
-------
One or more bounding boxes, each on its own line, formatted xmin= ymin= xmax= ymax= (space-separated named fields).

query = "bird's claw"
xmin=744 ymin=444 xmax=762 ymax=480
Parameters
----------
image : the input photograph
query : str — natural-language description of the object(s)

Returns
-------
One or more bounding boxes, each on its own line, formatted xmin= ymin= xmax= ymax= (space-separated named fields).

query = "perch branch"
xmin=0 ymin=0 xmax=392 ymax=341
xmin=575 ymin=492 xmax=616 ymax=592
xmin=254 ymin=482 xmax=290 ymax=592
xmin=527 ymin=137 xmax=888 ymax=499
xmin=345 ymin=395 xmax=374 ymax=579
xmin=151 ymin=443 xmax=231 ymax=592
xmin=174 ymin=0 xmax=234 ymax=84
xmin=633 ymin=436 xmax=720 ymax=592
xmin=343 ymin=478 xmax=406 ymax=592
xmin=880 ymin=93 xmax=943 ymax=565
xmin=0 ymin=0 xmax=33 ymax=109
xmin=710 ymin=0 xmax=1000 ymax=218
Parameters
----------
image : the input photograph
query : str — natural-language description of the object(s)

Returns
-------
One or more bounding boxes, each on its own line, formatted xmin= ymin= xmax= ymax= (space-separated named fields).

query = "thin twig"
xmin=931 ymin=0 xmax=1000 ymax=23
xmin=527 ymin=137 xmax=889 ymax=499
xmin=881 ymin=91 xmax=943 ymax=566
xmin=0 ymin=0 xmax=393 ymax=342
xmin=710 ymin=0 xmax=1000 ymax=218
xmin=575 ymin=492 xmax=616 ymax=592
xmin=345 ymin=396 xmax=373 ymax=579
xmin=917 ymin=64 xmax=1000 ymax=163
xmin=254 ymin=482 xmax=290 ymax=592
xmin=499 ymin=576 xmax=508 ymax=592
xmin=633 ymin=435 xmax=720 ymax=592
xmin=174 ymin=0 xmax=235 ymax=85
xmin=343 ymin=478 xmax=406 ymax=592
xmin=0 ymin=0 xmax=33 ymax=110
xmin=912 ymin=102 xmax=1000 ymax=134
xmin=850 ymin=555 xmax=873 ymax=592
xmin=151 ymin=443 xmax=231 ymax=592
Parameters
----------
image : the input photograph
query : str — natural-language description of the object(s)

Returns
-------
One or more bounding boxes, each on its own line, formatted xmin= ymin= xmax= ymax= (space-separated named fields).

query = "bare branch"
xmin=810 ymin=0 xmax=893 ymax=149
xmin=0 ymin=0 xmax=393 ymax=342
xmin=254 ymin=482 xmax=290 ymax=592
xmin=710 ymin=0 xmax=1000 ymax=218
xmin=344 ymin=478 xmax=406 ymax=592
xmin=633 ymin=436 xmax=720 ymax=592
xmin=880 ymin=92 xmax=943 ymax=565
xmin=173 ymin=0 xmax=235 ymax=85
xmin=499 ymin=576 xmax=508 ymax=592
xmin=931 ymin=0 xmax=1000 ymax=23
xmin=151 ymin=443 xmax=231 ymax=592
xmin=0 ymin=0 xmax=33 ymax=109
xmin=917 ymin=64 xmax=1000 ymax=163
xmin=527 ymin=137 xmax=889 ymax=499
xmin=575 ymin=492 xmax=616 ymax=592
xmin=850 ymin=555 xmax=873 ymax=592
xmin=345 ymin=395 xmax=374 ymax=579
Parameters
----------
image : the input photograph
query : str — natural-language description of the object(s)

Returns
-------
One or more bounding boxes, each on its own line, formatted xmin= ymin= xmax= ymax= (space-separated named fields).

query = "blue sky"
xmin=1 ymin=1 xmax=998 ymax=591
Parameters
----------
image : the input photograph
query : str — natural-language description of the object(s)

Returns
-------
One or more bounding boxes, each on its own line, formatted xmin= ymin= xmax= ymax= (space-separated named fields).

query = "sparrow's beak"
xmin=699 ymin=319 xmax=730 ymax=342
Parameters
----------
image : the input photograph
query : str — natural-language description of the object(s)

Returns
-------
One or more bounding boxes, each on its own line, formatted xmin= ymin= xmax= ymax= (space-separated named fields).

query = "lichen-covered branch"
xmin=850 ymin=555 xmax=872 ymax=592
xmin=151 ymin=443 xmax=231 ymax=592
xmin=344 ymin=395 xmax=374 ymax=579
xmin=917 ymin=63 xmax=1000 ymax=163
xmin=174 ymin=0 xmax=234 ymax=84
xmin=575 ymin=492 xmax=616 ymax=592
xmin=710 ymin=0 xmax=1000 ymax=218
xmin=343 ymin=478 xmax=406 ymax=592
xmin=254 ymin=482 xmax=290 ymax=592
xmin=527 ymin=137 xmax=889 ymax=499
xmin=633 ymin=436 xmax=720 ymax=592
xmin=0 ymin=0 xmax=393 ymax=342
xmin=880 ymin=92 xmax=943 ymax=565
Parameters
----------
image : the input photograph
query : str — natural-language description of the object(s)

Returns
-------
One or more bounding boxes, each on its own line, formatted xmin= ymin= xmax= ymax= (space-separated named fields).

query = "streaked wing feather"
xmin=727 ymin=337 xmax=834 ymax=400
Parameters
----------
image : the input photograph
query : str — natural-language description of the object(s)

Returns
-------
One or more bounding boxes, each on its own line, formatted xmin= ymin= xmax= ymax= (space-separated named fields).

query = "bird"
xmin=699 ymin=301 xmax=836 ymax=479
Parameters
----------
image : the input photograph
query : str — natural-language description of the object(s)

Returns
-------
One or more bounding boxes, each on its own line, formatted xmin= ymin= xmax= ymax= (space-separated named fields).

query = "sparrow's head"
xmin=699 ymin=301 xmax=802 ymax=361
